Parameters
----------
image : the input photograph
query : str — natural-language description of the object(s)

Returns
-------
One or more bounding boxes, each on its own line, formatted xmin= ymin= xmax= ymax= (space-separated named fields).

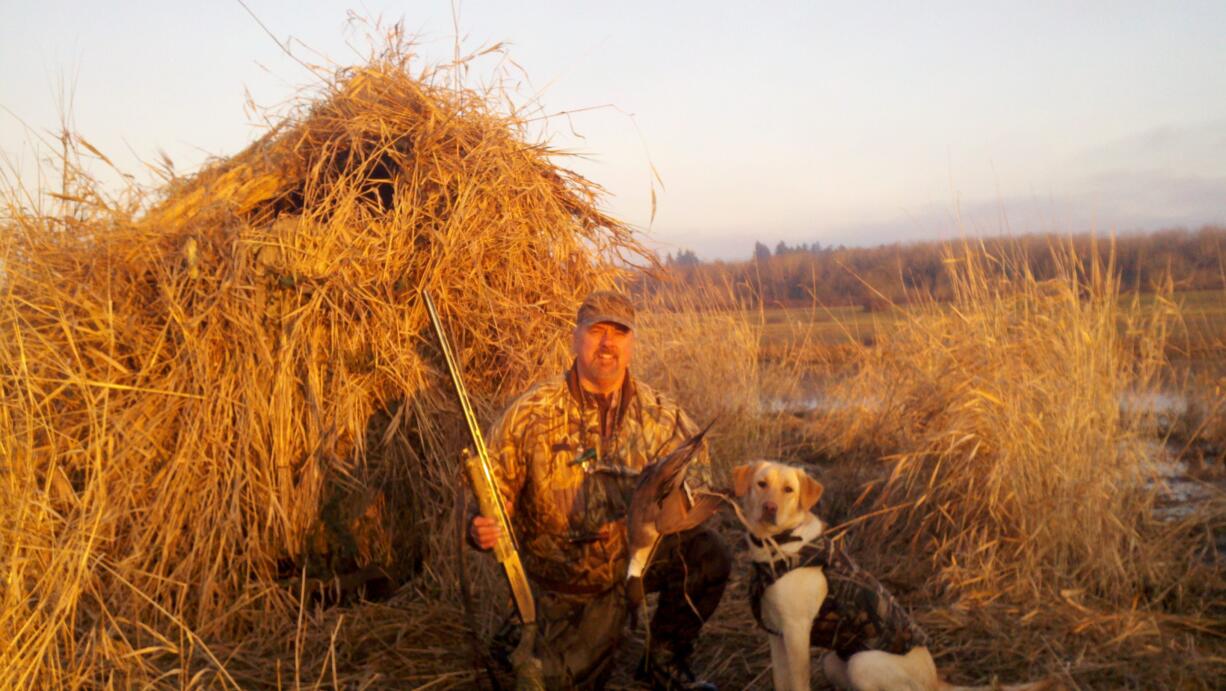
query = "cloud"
xmin=1073 ymin=119 xmax=1226 ymax=174
xmin=1060 ymin=119 xmax=1226 ymax=226
xmin=800 ymin=123 xmax=1226 ymax=250
xmin=671 ymin=179 xmax=1226 ymax=260
xmin=649 ymin=120 xmax=1226 ymax=260
xmin=1073 ymin=168 xmax=1226 ymax=228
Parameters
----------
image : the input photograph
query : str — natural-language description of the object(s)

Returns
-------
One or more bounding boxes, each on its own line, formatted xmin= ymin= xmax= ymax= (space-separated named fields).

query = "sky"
xmin=2 ymin=1 xmax=1225 ymax=260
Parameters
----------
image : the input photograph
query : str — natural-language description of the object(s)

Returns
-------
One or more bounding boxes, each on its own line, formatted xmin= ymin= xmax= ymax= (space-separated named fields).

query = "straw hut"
xmin=0 ymin=46 xmax=646 ymax=685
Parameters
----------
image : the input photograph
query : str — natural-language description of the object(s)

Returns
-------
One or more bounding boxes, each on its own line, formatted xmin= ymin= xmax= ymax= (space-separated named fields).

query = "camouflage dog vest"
xmin=747 ymin=529 xmax=930 ymax=660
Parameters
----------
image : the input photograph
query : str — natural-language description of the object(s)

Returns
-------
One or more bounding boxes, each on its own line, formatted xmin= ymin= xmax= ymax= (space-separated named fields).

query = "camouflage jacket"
xmin=483 ymin=364 xmax=711 ymax=594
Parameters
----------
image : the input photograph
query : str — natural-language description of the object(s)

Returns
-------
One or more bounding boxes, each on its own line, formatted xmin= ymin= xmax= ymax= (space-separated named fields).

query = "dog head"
xmin=732 ymin=460 xmax=824 ymax=536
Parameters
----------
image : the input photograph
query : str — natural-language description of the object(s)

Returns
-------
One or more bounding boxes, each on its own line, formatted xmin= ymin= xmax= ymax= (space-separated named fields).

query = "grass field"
xmin=3 ymin=45 xmax=1223 ymax=687
xmin=755 ymin=288 xmax=1226 ymax=346
xmin=633 ymin=255 xmax=1226 ymax=689
xmin=750 ymin=290 xmax=1226 ymax=383
xmin=4 ymin=212 xmax=1223 ymax=687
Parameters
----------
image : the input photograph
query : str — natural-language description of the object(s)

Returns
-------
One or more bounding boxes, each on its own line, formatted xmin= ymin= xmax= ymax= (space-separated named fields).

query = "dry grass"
xmin=1 ymin=37 xmax=646 ymax=688
xmin=3 ymin=32 xmax=1223 ymax=690
xmin=794 ymin=240 xmax=1226 ymax=688
xmin=633 ymin=276 xmax=804 ymax=479
xmin=613 ymin=245 xmax=1226 ymax=687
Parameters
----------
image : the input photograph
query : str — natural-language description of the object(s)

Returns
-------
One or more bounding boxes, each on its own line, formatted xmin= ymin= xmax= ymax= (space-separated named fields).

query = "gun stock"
xmin=464 ymin=452 xmax=535 ymax=623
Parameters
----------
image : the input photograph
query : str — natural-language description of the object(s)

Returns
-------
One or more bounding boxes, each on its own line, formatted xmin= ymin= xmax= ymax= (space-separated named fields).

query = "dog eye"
xmin=756 ymin=480 xmax=767 ymax=488
xmin=783 ymin=486 xmax=795 ymax=493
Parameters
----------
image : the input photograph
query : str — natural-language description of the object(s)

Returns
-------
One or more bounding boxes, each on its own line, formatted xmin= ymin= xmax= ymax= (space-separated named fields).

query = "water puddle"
xmin=1140 ymin=440 xmax=1217 ymax=521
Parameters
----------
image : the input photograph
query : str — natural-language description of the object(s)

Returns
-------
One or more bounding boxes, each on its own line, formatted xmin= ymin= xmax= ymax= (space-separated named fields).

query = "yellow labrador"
xmin=734 ymin=460 xmax=830 ymax=690
xmin=733 ymin=460 xmax=1054 ymax=691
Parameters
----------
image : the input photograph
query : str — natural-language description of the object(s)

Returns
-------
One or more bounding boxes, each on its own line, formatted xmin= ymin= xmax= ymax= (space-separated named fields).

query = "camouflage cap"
xmin=576 ymin=290 xmax=635 ymax=331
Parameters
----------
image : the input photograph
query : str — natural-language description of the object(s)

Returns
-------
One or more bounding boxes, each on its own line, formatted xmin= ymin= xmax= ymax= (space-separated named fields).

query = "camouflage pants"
xmin=501 ymin=527 xmax=730 ymax=689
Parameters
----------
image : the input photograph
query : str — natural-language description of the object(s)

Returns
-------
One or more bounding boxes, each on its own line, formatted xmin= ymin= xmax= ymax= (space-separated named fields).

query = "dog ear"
xmin=800 ymin=473 xmax=824 ymax=511
xmin=732 ymin=463 xmax=755 ymax=497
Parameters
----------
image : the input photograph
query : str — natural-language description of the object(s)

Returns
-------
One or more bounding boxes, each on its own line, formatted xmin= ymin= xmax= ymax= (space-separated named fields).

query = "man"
xmin=470 ymin=290 xmax=730 ymax=690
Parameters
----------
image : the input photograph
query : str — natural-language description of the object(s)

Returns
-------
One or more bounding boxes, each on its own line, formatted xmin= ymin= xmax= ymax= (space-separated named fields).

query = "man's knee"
xmin=650 ymin=526 xmax=731 ymax=590
xmin=682 ymin=527 xmax=732 ymax=583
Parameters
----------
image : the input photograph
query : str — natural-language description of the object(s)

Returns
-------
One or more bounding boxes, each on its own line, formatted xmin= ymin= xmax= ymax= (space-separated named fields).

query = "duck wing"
xmin=656 ymin=490 xmax=722 ymax=534
xmin=650 ymin=420 xmax=715 ymax=503
xmin=630 ymin=420 xmax=717 ymax=535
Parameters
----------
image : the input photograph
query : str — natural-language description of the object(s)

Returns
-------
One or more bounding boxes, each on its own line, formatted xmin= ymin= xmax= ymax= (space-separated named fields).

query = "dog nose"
xmin=762 ymin=501 xmax=777 ymax=521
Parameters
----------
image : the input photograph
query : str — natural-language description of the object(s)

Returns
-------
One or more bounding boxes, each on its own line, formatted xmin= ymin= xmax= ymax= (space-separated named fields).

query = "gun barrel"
xmin=423 ymin=290 xmax=535 ymax=625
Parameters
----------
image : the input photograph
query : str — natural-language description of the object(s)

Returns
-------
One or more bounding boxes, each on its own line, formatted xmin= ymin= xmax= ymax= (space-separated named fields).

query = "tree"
xmin=672 ymin=249 xmax=700 ymax=267
xmin=647 ymin=226 xmax=1225 ymax=310
xmin=753 ymin=241 xmax=772 ymax=262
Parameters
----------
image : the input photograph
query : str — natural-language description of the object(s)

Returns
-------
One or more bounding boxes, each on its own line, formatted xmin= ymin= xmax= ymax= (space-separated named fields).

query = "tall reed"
xmin=634 ymin=274 xmax=806 ymax=480
xmin=803 ymin=239 xmax=1224 ymax=686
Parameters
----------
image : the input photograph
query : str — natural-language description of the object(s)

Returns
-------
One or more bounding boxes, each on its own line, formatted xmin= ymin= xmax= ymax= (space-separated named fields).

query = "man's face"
xmin=572 ymin=321 xmax=634 ymax=393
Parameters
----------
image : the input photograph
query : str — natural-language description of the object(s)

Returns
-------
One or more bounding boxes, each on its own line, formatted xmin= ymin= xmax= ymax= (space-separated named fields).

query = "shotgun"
xmin=421 ymin=290 xmax=541 ymax=688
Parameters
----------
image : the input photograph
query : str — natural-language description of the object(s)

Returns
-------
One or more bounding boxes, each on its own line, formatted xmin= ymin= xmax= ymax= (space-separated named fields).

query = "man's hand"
xmin=470 ymin=514 xmax=502 ymax=550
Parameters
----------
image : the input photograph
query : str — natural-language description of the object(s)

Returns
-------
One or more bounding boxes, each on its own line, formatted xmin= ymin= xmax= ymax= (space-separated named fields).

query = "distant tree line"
xmin=656 ymin=226 xmax=1226 ymax=310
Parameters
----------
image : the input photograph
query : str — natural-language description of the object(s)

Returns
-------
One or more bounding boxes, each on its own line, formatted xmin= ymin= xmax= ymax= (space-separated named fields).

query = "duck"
xmin=625 ymin=421 xmax=722 ymax=606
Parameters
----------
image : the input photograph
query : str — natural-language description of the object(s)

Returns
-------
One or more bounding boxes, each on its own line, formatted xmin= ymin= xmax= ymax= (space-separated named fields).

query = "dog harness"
xmin=746 ymin=528 xmax=930 ymax=660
